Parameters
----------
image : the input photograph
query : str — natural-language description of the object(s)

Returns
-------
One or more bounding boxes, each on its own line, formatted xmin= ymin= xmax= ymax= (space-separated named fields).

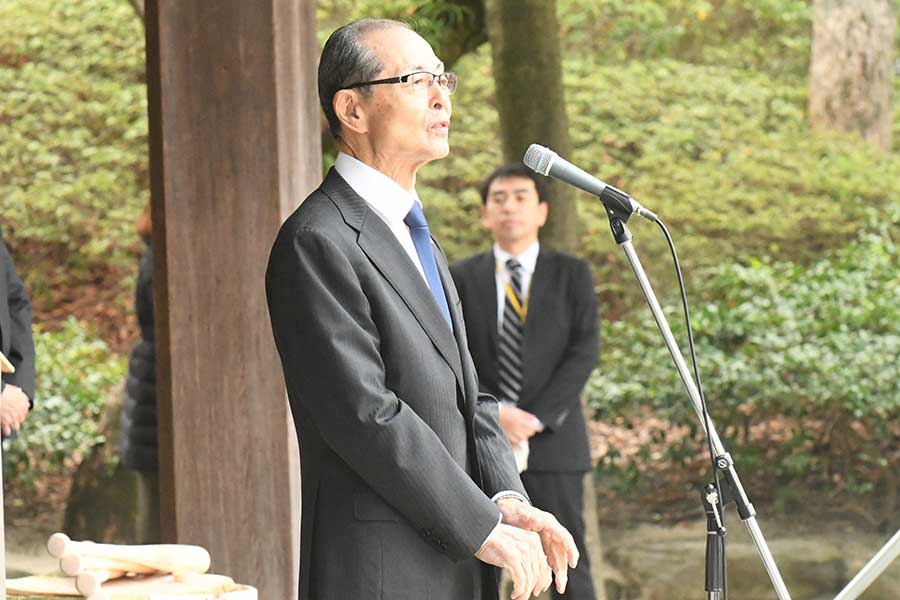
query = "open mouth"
xmin=431 ymin=120 xmax=450 ymax=135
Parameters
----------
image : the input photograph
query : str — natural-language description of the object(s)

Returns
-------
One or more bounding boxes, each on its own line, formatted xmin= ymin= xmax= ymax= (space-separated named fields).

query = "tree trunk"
xmin=485 ymin=0 xmax=577 ymax=252
xmin=809 ymin=0 xmax=896 ymax=151
xmin=418 ymin=0 xmax=488 ymax=68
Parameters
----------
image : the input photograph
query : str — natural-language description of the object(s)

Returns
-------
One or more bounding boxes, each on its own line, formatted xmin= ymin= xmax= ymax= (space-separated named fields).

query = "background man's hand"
xmin=498 ymin=405 xmax=543 ymax=445
xmin=475 ymin=522 xmax=552 ymax=599
xmin=1 ymin=384 xmax=30 ymax=437
xmin=497 ymin=498 xmax=579 ymax=595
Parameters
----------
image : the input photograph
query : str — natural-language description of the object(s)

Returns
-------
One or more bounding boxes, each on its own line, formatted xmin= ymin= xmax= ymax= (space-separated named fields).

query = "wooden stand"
xmin=1 ymin=351 xmax=14 ymax=600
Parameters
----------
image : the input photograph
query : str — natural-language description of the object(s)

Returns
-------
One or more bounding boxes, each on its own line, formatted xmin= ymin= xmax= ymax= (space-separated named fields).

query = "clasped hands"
xmin=476 ymin=497 xmax=579 ymax=599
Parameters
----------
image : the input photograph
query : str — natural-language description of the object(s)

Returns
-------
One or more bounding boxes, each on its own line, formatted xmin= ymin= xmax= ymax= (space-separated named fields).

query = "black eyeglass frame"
xmin=341 ymin=71 xmax=458 ymax=94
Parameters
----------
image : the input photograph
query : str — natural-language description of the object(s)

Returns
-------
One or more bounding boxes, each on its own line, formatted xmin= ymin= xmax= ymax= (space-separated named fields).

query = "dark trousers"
xmin=521 ymin=471 xmax=597 ymax=600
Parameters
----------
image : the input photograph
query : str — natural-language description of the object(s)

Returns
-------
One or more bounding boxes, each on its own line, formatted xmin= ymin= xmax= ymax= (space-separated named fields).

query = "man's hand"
xmin=1 ymin=384 xmax=30 ymax=437
xmin=497 ymin=498 xmax=579 ymax=595
xmin=498 ymin=405 xmax=543 ymax=445
xmin=476 ymin=523 xmax=552 ymax=599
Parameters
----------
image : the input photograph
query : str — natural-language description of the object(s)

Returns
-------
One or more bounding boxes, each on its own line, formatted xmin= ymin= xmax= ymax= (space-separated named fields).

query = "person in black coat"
xmin=117 ymin=206 xmax=160 ymax=542
xmin=119 ymin=238 xmax=157 ymax=472
xmin=0 ymin=225 xmax=35 ymax=439
xmin=451 ymin=164 xmax=600 ymax=600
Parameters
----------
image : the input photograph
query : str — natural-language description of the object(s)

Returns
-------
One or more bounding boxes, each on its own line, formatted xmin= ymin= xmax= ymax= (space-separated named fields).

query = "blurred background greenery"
xmin=1 ymin=0 xmax=898 ymax=580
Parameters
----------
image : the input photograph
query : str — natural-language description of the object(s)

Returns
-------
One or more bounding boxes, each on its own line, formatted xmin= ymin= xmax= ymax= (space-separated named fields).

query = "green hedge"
xmin=586 ymin=205 xmax=900 ymax=505
xmin=421 ymin=48 xmax=900 ymax=319
xmin=4 ymin=0 xmax=898 ymax=295
xmin=3 ymin=318 xmax=126 ymax=486
xmin=0 ymin=0 xmax=147 ymax=273
xmin=4 ymin=0 xmax=900 ymax=504
xmin=557 ymin=0 xmax=812 ymax=76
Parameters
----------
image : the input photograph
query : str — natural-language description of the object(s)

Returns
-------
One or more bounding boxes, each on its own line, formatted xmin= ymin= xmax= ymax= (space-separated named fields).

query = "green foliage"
xmin=318 ymin=0 xmax=900 ymax=324
xmin=0 ymin=0 xmax=148 ymax=273
xmin=4 ymin=0 xmax=900 ymax=510
xmin=566 ymin=57 xmax=900 ymax=316
xmin=3 ymin=318 xmax=127 ymax=486
xmin=419 ymin=48 xmax=900 ymax=322
xmin=316 ymin=0 xmax=483 ymax=64
xmin=586 ymin=207 xmax=900 ymax=504
xmin=558 ymin=0 xmax=812 ymax=76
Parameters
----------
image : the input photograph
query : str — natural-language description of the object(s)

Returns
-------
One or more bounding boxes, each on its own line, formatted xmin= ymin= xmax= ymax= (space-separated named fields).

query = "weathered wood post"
xmin=145 ymin=1 xmax=321 ymax=597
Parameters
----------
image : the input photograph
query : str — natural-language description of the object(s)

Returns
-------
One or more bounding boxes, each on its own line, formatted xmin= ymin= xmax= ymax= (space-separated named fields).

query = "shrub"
xmin=3 ymin=318 xmax=127 ymax=486
xmin=421 ymin=48 xmax=900 ymax=320
xmin=0 ymin=0 xmax=147 ymax=274
xmin=586 ymin=205 xmax=900 ymax=515
xmin=558 ymin=0 xmax=812 ymax=77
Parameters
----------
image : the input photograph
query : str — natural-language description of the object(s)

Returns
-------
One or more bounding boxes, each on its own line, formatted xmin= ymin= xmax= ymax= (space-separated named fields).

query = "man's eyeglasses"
xmin=341 ymin=71 xmax=458 ymax=95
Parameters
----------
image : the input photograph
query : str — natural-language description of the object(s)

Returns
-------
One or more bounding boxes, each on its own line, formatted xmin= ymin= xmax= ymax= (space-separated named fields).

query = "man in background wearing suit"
xmin=0 ymin=226 xmax=35 ymax=439
xmin=451 ymin=164 xmax=600 ymax=599
xmin=266 ymin=19 xmax=578 ymax=600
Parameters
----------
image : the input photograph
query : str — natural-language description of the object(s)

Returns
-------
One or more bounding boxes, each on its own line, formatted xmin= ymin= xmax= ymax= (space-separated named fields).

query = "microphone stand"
xmin=602 ymin=201 xmax=792 ymax=600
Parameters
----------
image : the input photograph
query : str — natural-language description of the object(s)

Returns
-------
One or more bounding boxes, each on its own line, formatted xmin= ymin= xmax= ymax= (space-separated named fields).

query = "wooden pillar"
xmin=145 ymin=1 xmax=320 ymax=598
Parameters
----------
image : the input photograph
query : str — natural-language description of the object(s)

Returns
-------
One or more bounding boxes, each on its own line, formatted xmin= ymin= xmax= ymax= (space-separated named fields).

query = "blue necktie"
xmin=404 ymin=203 xmax=453 ymax=329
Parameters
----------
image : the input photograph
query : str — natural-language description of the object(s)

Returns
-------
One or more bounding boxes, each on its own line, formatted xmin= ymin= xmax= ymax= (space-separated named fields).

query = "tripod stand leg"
xmin=833 ymin=528 xmax=900 ymax=600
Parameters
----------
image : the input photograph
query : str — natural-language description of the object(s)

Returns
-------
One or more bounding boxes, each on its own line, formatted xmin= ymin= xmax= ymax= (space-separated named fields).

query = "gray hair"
xmin=318 ymin=19 xmax=411 ymax=139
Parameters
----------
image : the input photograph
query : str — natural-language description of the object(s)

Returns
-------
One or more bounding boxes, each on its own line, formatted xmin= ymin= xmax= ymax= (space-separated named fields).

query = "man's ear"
xmin=536 ymin=201 xmax=549 ymax=227
xmin=333 ymin=89 xmax=368 ymax=135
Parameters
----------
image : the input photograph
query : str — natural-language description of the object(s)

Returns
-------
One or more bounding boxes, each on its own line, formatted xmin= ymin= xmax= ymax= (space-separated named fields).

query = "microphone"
xmin=523 ymin=144 xmax=657 ymax=221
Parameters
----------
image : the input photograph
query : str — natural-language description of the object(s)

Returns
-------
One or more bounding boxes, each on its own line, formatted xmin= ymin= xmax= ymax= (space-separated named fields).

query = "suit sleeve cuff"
xmin=475 ymin=512 xmax=504 ymax=555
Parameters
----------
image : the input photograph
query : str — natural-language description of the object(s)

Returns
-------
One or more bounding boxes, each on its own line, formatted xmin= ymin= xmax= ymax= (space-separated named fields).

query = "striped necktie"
xmin=497 ymin=258 xmax=524 ymax=404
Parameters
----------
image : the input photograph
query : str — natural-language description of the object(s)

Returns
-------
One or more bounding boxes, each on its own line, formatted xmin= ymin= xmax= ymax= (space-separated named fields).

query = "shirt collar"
xmin=334 ymin=152 xmax=419 ymax=226
xmin=493 ymin=240 xmax=540 ymax=274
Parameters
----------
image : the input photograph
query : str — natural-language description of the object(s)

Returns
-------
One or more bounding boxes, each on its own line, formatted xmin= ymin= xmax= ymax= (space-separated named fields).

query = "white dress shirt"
xmin=334 ymin=152 xmax=429 ymax=285
xmin=332 ymin=153 xmax=528 ymax=551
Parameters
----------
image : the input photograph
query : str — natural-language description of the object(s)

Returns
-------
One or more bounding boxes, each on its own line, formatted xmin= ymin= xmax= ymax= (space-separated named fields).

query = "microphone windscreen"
xmin=523 ymin=144 xmax=556 ymax=176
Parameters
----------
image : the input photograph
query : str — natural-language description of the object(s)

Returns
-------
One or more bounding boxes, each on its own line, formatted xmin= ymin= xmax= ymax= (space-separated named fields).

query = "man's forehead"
xmin=490 ymin=176 xmax=537 ymax=193
xmin=364 ymin=28 xmax=442 ymax=72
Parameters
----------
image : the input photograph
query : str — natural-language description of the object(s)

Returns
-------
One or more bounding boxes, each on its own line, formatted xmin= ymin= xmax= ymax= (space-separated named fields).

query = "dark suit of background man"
xmin=0 ymin=225 xmax=35 ymax=439
xmin=451 ymin=164 xmax=600 ymax=599
xmin=265 ymin=19 xmax=579 ymax=600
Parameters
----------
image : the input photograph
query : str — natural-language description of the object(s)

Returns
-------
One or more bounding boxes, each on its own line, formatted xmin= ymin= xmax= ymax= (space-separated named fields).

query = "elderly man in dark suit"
xmin=0 ymin=226 xmax=35 ymax=439
xmin=265 ymin=19 xmax=578 ymax=600
xmin=451 ymin=164 xmax=601 ymax=600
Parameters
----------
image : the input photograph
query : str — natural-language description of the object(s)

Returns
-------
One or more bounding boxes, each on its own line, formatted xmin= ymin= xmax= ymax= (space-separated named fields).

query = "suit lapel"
xmin=321 ymin=169 xmax=465 ymax=394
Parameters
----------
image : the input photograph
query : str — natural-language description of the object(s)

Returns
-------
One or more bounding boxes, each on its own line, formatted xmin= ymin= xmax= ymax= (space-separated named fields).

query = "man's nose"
xmin=430 ymin=81 xmax=451 ymax=110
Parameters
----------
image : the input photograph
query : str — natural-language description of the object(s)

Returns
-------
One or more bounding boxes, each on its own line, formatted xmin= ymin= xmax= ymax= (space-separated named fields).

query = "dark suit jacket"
xmin=265 ymin=169 xmax=526 ymax=600
xmin=451 ymin=249 xmax=599 ymax=473
xmin=0 ymin=226 xmax=35 ymax=402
